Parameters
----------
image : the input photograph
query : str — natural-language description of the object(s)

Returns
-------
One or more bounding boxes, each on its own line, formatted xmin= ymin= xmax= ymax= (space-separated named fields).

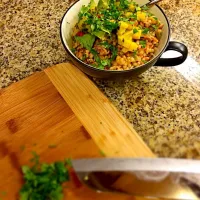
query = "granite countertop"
xmin=1 ymin=0 xmax=200 ymax=158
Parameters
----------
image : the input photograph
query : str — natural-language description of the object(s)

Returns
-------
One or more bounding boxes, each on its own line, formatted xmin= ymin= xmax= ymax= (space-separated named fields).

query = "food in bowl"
xmin=71 ymin=0 xmax=164 ymax=71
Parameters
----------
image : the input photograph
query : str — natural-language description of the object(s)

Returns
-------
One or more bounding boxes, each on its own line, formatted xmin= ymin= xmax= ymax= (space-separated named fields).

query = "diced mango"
xmin=118 ymin=35 xmax=124 ymax=45
xmin=119 ymin=21 xmax=129 ymax=29
xmin=137 ymin=11 xmax=146 ymax=22
xmin=123 ymin=39 xmax=132 ymax=49
xmin=132 ymin=29 xmax=142 ymax=39
xmin=127 ymin=23 xmax=133 ymax=30
xmin=118 ymin=28 xmax=126 ymax=35
xmin=122 ymin=47 xmax=129 ymax=53
xmin=125 ymin=12 xmax=132 ymax=18
xmin=123 ymin=30 xmax=133 ymax=41
xmin=129 ymin=42 xmax=138 ymax=51
xmin=129 ymin=4 xmax=135 ymax=11
xmin=122 ymin=39 xmax=138 ymax=51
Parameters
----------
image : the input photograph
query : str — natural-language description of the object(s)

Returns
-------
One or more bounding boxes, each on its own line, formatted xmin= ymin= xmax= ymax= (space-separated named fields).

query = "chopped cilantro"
xmin=101 ymin=59 xmax=111 ymax=66
xmin=75 ymin=34 xmax=95 ymax=50
xmin=133 ymin=28 xmax=138 ymax=34
xmin=100 ymin=42 xmax=117 ymax=62
xmin=142 ymin=5 xmax=149 ymax=10
xmin=100 ymin=41 xmax=110 ymax=48
xmin=90 ymin=49 xmax=104 ymax=69
xmin=100 ymin=150 xmax=106 ymax=156
xmin=142 ymin=28 xmax=149 ymax=34
xmin=133 ymin=50 xmax=138 ymax=57
xmin=119 ymin=0 xmax=129 ymax=9
xmin=136 ymin=6 xmax=141 ymax=11
xmin=20 ymin=153 xmax=71 ymax=200
xmin=139 ymin=40 xmax=147 ymax=48
xmin=153 ymin=16 xmax=158 ymax=20
xmin=78 ymin=5 xmax=90 ymax=19
xmin=110 ymin=45 xmax=117 ymax=61
xmin=130 ymin=13 xmax=137 ymax=20
xmin=151 ymin=24 xmax=158 ymax=30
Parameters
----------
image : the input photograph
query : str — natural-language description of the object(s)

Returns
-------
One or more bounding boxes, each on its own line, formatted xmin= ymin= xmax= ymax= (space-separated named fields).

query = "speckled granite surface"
xmin=1 ymin=0 xmax=200 ymax=158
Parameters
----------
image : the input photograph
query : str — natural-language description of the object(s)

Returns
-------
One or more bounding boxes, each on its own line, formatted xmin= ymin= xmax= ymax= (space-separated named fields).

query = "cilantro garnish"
xmin=20 ymin=153 xmax=71 ymax=200
xmin=75 ymin=34 xmax=95 ymax=50
xmin=151 ymin=24 xmax=158 ymax=30
xmin=119 ymin=0 xmax=129 ymax=9
xmin=142 ymin=28 xmax=149 ymax=34
xmin=133 ymin=28 xmax=138 ymax=34
xmin=142 ymin=5 xmax=149 ymax=10
xmin=139 ymin=40 xmax=147 ymax=48
xmin=133 ymin=50 xmax=138 ymax=57
xmin=78 ymin=5 xmax=90 ymax=19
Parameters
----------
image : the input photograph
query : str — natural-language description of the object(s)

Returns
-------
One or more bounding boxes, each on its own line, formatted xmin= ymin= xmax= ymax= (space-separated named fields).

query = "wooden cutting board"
xmin=0 ymin=63 xmax=154 ymax=199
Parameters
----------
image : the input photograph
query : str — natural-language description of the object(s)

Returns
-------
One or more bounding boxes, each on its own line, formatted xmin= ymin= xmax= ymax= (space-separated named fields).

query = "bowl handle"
xmin=154 ymin=41 xmax=188 ymax=66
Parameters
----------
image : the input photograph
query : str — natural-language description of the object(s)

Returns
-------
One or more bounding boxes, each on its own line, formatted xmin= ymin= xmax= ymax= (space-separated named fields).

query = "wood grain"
xmin=45 ymin=63 xmax=155 ymax=158
xmin=0 ymin=70 xmax=149 ymax=200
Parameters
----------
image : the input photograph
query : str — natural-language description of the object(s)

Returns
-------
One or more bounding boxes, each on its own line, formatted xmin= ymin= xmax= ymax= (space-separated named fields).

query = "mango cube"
xmin=119 ymin=21 xmax=129 ymax=29
xmin=129 ymin=4 xmax=135 ymax=11
xmin=137 ymin=11 xmax=146 ymax=21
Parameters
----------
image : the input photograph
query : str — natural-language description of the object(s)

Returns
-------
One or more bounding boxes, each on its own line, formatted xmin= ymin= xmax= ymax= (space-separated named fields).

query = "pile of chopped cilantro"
xmin=19 ymin=152 xmax=71 ymax=200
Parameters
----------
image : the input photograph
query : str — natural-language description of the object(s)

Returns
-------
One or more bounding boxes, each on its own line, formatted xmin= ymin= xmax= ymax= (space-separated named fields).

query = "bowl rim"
xmin=60 ymin=0 xmax=171 ymax=73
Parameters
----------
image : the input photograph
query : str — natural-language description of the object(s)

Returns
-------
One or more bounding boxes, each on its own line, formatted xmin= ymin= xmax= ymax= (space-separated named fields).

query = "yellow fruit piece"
xmin=118 ymin=35 xmax=124 ymax=45
xmin=118 ymin=28 xmax=126 ymax=35
xmin=132 ymin=29 xmax=142 ymax=39
xmin=125 ymin=12 xmax=132 ymax=18
xmin=122 ymin=47 xmax=129 ymax=53
xmin=127 ymin=23 xmax=133 ymax=30
xmin=123 ymin=30 xmax=133 ymax=41
xmin=123 ymin=39 xmax=138 ymax=51
xmin=119 ymin=21 xmax=129 ymax=29
xmin=129 ymin=4 xmax=135 ymax=11
xmin=137 ymin=11 xmax=146 ymax=21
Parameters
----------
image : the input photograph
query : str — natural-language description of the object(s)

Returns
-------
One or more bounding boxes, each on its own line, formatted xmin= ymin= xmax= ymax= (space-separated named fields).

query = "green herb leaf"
xmin=136 ymin=6 xmax=141 ymax=11
xmin=75 ymin=34 xmax=95 ymax=50
xmin=100 ymin=150 xmax=106 ymax=156
xmin=90 ymin=49 xmax=105 ymax=69
xmin=101 ymin=59 xmax=111 ymax=67
xmin=20 ymin=153 xmax=71 ymax=200
xmin=97 ymin=0 xmax=109 ymax=9
xmin=151 ymin=24 xmax=158 ymax=30
xmin=133 ymin=28 xmax=138 ymax=34
xmin=133 ymin=50 xmax=138 ymax=57
xmin=92 ymin=31 xmax=105 ymax=39
xmin=78 ymin=5 xmax=90 ymax=19
xmin=139 ymin=40 xmax=147 ymax=48
xmin=119 ymin=0 xmax=129 ymax=9
xmin=71 ymin=48 xmax=76 ymax=53
xmin=142 ymin=28 xmax=149 ymax=34
xmin=142 ymin=5 xmax=149 ymax=10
